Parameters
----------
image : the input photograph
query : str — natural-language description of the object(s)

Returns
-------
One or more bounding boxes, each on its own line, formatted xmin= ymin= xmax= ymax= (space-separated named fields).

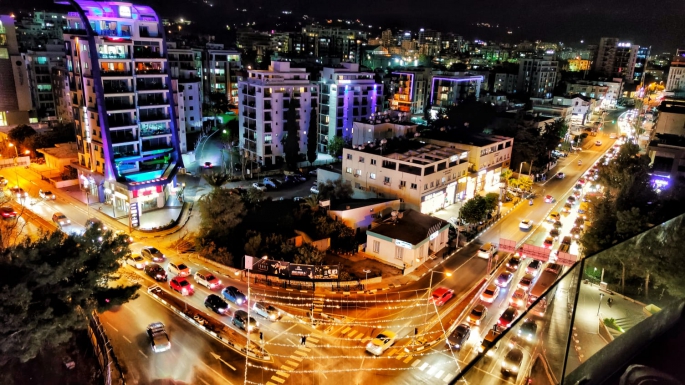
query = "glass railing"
xmin=450 ymin=213 xmax=685 ymax=384
xmin=99 ymin=52 xmax=129 ymax=60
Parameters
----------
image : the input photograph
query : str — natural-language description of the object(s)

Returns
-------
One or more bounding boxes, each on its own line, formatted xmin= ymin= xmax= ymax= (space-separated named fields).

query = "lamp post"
xmin=597 ymin=293 xmax=604 ymax=316
xmin=362 ymin=269 xmax=371 ymax=290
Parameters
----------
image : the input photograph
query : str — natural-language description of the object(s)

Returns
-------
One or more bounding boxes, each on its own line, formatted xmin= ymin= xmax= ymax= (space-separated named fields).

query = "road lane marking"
xmin=419 ymin=363 xmax=429 ymax=371
xmin=270 ymin=375 xmax=285 ymax=383
xmin=347 ymin=330 xmax=358 ymax=338
xmin=290 ymin=355 xmax=304 ymax=362
xmin=286 ymin=360 xmax=299 ymax=367
xmin=122 ymin=336 xmax=131 ymax=344
xmin=403 ymin=356 xmax=413 ymax=364
xmin=362 ymin=337 xmax=371 ymax=343
xmin=280 ymin=365 xmax=293 ymax=371
xmin=354 ymin=334 xmax=363 ymax=340
xmin=276 ymin=371 xmax=290 ymax=378
xmin=307 ymin=337 xmax=320 ymax=343
xmin=427 ymin=365 xmax=437 ymax=375
xmin=266 ymin=382 xmax=278 ymax=385
xmin=435 ymin=370 xmax=445 ymax=378
xmin=443 ymin=373 xmax=452 ymax=383
xmin=387 ymin=348 xmax=398 ymax=357
xmin=138 ymin=350 xmax=148 ymax=358
xmin=340 ymin=326 xmax=351 ymax=335
xmin=412 ymin=359 xmax=421 ymax=367
xmin=294 ymin=350 xmax=307 ymax=357
xmin=106 ymin=322 xmax=119 ymax=332
xmin=395 ymin=352 xmax=406 ymax=360
xmin=298 ymin=347 xmax=311 ymax=352
xmin=267 ymin=323 xmax=298 ymax=343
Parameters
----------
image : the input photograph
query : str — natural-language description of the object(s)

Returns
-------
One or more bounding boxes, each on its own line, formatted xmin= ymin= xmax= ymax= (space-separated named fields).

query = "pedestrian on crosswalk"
xmin=301 ymin=335 xmax=307 ymax=345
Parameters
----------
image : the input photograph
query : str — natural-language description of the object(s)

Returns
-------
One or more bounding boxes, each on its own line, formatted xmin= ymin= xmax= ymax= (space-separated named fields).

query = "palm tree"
xmin=202 ymin=172 xmax=231 ymax=190
xmin=302 ymin=194 xmax=319 ymax=212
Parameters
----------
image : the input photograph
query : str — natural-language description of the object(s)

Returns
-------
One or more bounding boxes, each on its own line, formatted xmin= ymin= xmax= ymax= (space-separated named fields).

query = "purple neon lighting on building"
xmin=393 ymin=72 xmax=415 ymax=103
xmin=430 ymin=76 xmax=484 ymax=105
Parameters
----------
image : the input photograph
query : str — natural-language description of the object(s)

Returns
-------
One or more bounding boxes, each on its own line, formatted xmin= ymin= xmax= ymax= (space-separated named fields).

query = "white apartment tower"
xmin=238 ymin=61 xmax=319 ymax=167
xmin=318 ymin=63 xmax=383 ymax=154
xmin=517 ymin=58 xmax=558 ymax=98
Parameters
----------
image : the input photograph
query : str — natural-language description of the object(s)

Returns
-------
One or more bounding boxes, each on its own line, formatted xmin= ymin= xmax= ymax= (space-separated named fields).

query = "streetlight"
xmin=362 ymin=269 xmax=371 ymax=290
xmin=8 ymin=142 xmax=18 ymax=157
xmin=597 ymin=293 xmax=604 ymax=316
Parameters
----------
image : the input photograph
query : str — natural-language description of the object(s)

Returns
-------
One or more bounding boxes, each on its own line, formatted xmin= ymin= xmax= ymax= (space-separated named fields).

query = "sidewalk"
xmin=571 ymin=282 xmax=646 ymax=365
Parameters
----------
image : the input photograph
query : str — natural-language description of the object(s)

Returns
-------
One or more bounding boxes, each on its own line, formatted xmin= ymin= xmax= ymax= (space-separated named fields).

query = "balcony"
xmin=133 ymin=50 xmax=163 ymax=59
xmin=105 ymin=101 xmax=135 ymax=110
xmin=142 ymin=141 xmax=173 ymax=153
xmin=140 ymin=128 xmax=171 ymax=137
xmin=108 ymin=118 xmax=136 ymax=128
xmin=136 ymin=82 xmax=167 ymax=91
xmin=139 ymin=113 xmax=170 ymax=122
xmin=98 ymin=52 xmax=129 ymax=60
xmin=138 ymin=30 xmax=160 ymax=38
xmin=136 ymin=69 xmax=167 ymax=75
xmin=62 ymin=28 xmax=87 ymax=35
xmin=110 ymin=132 xmax=136 ymax=144
xmin=113 ymin=150 xmax=140 ymax=159
xmin=137 ymin=97 xmax=167 ymax=107
xmin=264 ymin=102 xmax=272 ymax=109
xmin=103 ymin=86 xmax=133 ymax=94
xmin=101 ymin=70 xmax=132 ymax=77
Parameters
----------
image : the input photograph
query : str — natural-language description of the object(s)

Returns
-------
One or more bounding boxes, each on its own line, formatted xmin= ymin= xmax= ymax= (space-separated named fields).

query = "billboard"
xmin=521 ymin=244 xmax=552 ymax=263
xmin=250 ymin=259 xmax=339 ymax=281
xmin=499 ymin=238 xmax=517 ymax=253
xmin=556 ymin=251 xmax=578 ymax=267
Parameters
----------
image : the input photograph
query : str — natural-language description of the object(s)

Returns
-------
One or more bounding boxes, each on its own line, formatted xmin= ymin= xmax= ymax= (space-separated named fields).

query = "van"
xmin=477 ymin=243 xmax=497 ymax=259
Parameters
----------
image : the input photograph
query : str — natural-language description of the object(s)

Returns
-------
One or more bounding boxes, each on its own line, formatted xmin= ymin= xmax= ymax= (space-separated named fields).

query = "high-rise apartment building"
xmin=0 ymin=15 xmax=32 ymax=126
xmin=517 ymin=58 xmax=558 ymax=98
xmin=318 ymin=63 xmax=383 ymax=153
xmin=167 ymin=44 xmax=202 ymax=149
xmin=633 ymin=46 xmax=650 ymax=84
xmin=301 ymin=24 xmax=367 ymax=62
xmin=666 ymin=50 xmax=685 ymax=92
xmin=203 ymin=45 xmax=241 ymax=105
xmin=51 ymin=66 xmax=73 ymax=122
xmin=389 ymin=68 xmax=431 ymax=114
xmin=22 ymin=47 xmax=66 ymax=119
xmin=238 ymin=61 xmax=318 ymax=168
xmin=594 ymin=38 xmax=639 ymax=82
xmin=61 ymin=0 xmax=183 ymax=225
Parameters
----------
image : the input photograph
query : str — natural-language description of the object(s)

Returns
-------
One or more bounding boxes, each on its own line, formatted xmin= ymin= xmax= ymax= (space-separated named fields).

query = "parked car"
xmin=365 ymin=330 xmax=396 ymax=355
xmin=10 ymin=186 xmax=28 ymax=200
xmin=547 ymin=212 xmax=560 ymax=222
xmin=543 ymin=236 xmax=555 ymax=249
xmin=194 ymin=270 xmax=222 ymax=289
xmin=205 ymin=294 xmax=230 ymax=315
xmin=0 ymin=206 xmax=18 ymax=219
xmin=52 ymin=212 xmax=71 ymax=227
xmin=431 ymin=287 xmax=454 ymax=306
xmin=251 ymin=183 xmax=267 ymax=191
xmin=144 ymin=263 xmax=167 ymax=281
xmin=222 ymin=286 xmax=246 ymax=306
xmin=39 ymin=189 xmax=55 ymax=200
xmin=446 ymin=324 xmax=471 ymax=351
xmin=480 ymin=284 xmax=500 ymax=303
xmin=203 ymin=161 xmax=213 ymax=168
xmin=126 ymin=254 xmax=147 ymax=269
xmin=310 ymin=186 xmax=320 ymax=194
xmin=0 ymin=176 xmax=7 ymax=186
xmin=141 ymin=246 xmax=165 ymax=262
xmin=263 ymin=178 xmax=278 ymax=189
xmin=253 ymin=302 xmax=281 ymax=321
xmin=595 ymin=140 xmax=602 ymax=146
xmin=169 ymin=277 xmax=194 ymax=296
xmin=167 ymin=261 xmax=191 ymax=277
xmin=85 ymin=217 xmax=107 ymax=231
xmin=232 ymin=310 xmax=259 ymax=332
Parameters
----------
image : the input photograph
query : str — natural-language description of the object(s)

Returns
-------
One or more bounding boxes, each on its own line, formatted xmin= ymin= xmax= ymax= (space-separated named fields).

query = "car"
xmin=546 ymin=263 xmax=563 ymax=275
xmin=205 ymin=294 xmax=230 ymax=315
xmin=544 ymin=195 xmax=555 ymax=203
xmin=578 ymin=178 xmax=586 ymax=185
xmin=480 ymin=284 xmax=501 ymax=303
xmin=365 ymin=330 xmax=396 ymax=355
xmin=0 ymin=206 xmax=17 ymax=219
xmin=517 ymin=318 xmax=538 ymax=342
xmin=517 ymin=274 xmax=535 ymax=292
xmin=222 ymin=286 xmax=247 ymax=306
xmin=144 ymin=263 xmax=168 ymax=281
xmin=543 ymin=236 xmax=554 ymax=249
xmin=610 ymin=133 xmax=618 ymax=139
xmin=85 ymin=217 xmax=107 ymax=231
xmin=126 ymin=254 xmax=147 ymax=269
xmin=556 ymin=172 xmax=565 ymax=179
xmin=169 ymin=277 xmax=194 ymax=295
xmin=251 ymin=183 xmax=267 ymax=191
xmin=0 ymin=176 xmax=7 ymax=186
xmin=478 ymin=328 xmax=502 ymax=356
xmin=309 ymin=169 xmax=318 ymax=176
xmin=446 ymin=324 xmax=471 ymax=351
xmin=549 ymin=228 xmax=560 ymax=240
xmin=570 ymin=226 xmax=582 ymax=239
xmin=562 ymin=203 xmax=573 ymax=214
xmin=141 ymin=246 xmax=165 ymax=262
xmin=52 ymin=212 xmax=71 ymax=227
xmin=506 ymin=255 xmax=521 ymax=272
xmin=203 ymin=161 xmax=213 ymax=168
xmin=547 ymin=212 xmax=560 ymax=222
xmin=39 ymin=189 xmax=55 ymax=200
xmin=509 ymin=288 xmax=528 ymax=308
xmin=526 ymin=260 xmax=542 ymax=276
xmin=518 ymin=220 xmax=533 ymax=231
xmin=232 ymin=310 xmax=259 ymax=332
xmin=574 ymin=183 xmax=583 ymax=191
xmin=310 ymin=186 xmax=320 ymax=194
xmin=501 ymin=347 xmax=524 ymax=376
xmin=194 ymin=270 xmax=221 ymax=289
xmin=115 ymin=230 xmax=134 ymax=243
xmin=467 ymin=304 xmax=488 ymax=326
xmin=263 ymin=178 xmax=278 ymax=189
xmin=168 ymin=261 xmax=191 ymax=277
xmin=253 ymin=302 xmax=281 ymax=321
xmin=495 ymin=272 xmax=514 ymax=288
xmin=477 ymin=243 xmax=497 ymax=259
xmin=9 ymin=186 xmax=28 ymax=200
xmin=497 ymin=306 xmax=520 ymax=329
xmin=147 ymin=322 xmax=171 ymax=353
xmin=573 ymin=190 xmax=582 ymax=198
xmin=431 ymin=287 xmax=454 ymax=306
xmin=595 ymin=140 xmax=602 ymax=146
xmin=567 ymin=196 xmax=577 ymax=205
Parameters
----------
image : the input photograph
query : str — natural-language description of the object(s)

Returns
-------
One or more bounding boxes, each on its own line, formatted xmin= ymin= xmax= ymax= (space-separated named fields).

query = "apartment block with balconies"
xmin=62 ymin=0 xmax=182 ymax=224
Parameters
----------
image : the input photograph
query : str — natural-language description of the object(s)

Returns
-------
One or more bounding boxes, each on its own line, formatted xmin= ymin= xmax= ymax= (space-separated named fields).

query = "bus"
xmin=527 ymin=263 xmax=563 ymax=316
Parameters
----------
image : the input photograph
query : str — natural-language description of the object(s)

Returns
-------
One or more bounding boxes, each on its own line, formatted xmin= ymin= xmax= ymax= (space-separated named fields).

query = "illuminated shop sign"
xmin=395 ymin=239 xmax=413 ymax=249
xmin=118 ymin=6 xmax=131 ymax=18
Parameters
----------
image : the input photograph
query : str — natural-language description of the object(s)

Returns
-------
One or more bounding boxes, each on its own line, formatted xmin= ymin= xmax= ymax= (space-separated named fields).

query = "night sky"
xmin=8 ymin=0 xmax=685 ymax=52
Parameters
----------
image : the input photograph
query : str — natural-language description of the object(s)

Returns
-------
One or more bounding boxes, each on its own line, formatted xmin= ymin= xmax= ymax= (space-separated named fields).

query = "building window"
xmin=370 ymin=173 xmax=376 ymax=180
xmin=395 ymin=246 xmax=404 ymax=261
xmin=347 ymin=154 xmax=352 ymax=160
xmin=400 ymin=181 xmax=406 ymax=188
xmin=371 ymin=159 xmax=377 ymax=165
xmin=346 ymin=167 xmax=352 ymax=173
xmin=355 ymin=169 xmax=362 ymax=176
xmin=384 ymin=176 xmax=390 ymax=184
xmin=411 ymin=183 xmax=418 ymax=190
xmin=359 ymin=156 xmax=364 ymax=163
xmin=424 ymin=184 xmax=428 ymax=190
xmin=189 ymin=96 xmax=193 ymax=100
xmin=372 ymin=240 xmax=380 ymax=253
xmin=430 ymin=181 xmax=434 ymax=188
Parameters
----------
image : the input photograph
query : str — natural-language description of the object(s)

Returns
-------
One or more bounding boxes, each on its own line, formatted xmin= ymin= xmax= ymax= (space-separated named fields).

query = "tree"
xmin=202 ymin=172 xmax=231 ymax=190
xmin=327 ymin=136 xmax=345 ymax=157
xmin=318 ymin=179 xmax=353 ymax=201
xmin=0 ymin=228 xmax=139 ymax=366
xmin=459 ymin=196 xmax=488 ymax=225
xmin=197 ymin=188 xmax=246 ymax=242
xmin=500 ymin=169 xmax=513 ymax=185
xmin=8 ymin=125 xmax=36 ymax=147
xmin=293 ymin=243 xmax=324 ymax=265
xmin=244 ymin=232 xmax=262 ymax=257
xmin=307 ymin=107 xmax=318 ymax=166
xmin=283 ymin=95 xmax=301 ymax=169
xmin=483 ymin=192 xmax=500 ymax=213
xmin=518 ymin=175 xmax=533 ymax=192
xmin=302 ymin=194 xmax=319 ymax=212
xmin=244 ymin=187 xmax=265 ymax=206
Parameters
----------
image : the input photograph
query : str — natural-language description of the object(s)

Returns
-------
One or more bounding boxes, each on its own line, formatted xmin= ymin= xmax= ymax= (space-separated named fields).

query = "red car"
xmin=169 ymin=277 xmax=194 ymax=296
xmin=498 ymin=306 xmax=520 ymax=329
xmin=544 ymin=195 xmax=555 ymax=203
xmin=431 ymin=287 xmax=454 ymax=306
xmin=0 ymin=207 xmax=17 ymax=218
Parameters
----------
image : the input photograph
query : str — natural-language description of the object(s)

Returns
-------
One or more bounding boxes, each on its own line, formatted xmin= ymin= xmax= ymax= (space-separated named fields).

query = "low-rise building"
xmin=648 ymin=133 xmax=685 ymax=190
xmin=531 ymin=99 xmax=573 ymax=122
xmin=36 ymin=142 xmax=78 ymax=170
xmin=328 ymin=198 xmax=400 ymax=233
xmin=551 ymin=95 xmax=598 ymax=125
xmin=565 ymin=79 xmax=623 ymax=109
xmin=342 ymin=139 xmax=470 ymax=214
xmin=351 ymin=114 xmax=417 ymax=146
xmin=365 ymin=209 xmax=449 ymax=274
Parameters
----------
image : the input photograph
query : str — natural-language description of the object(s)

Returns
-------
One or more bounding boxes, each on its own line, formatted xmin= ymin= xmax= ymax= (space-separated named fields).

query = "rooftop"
xmin=347 ymin=137 xmax=467 ymax=165
xmin=418 ymin=128 xmax=513 ymax=147
xmin=659 ymin=99 xmax=685 ymax=114
xmin=37 ymin=142 xmax=78 ymax=159
xmin=369 ymin=209 xmax=448 ymax=245
xmin=329 ymin=198 xmax=398 ymax=212
xmin=650 ymin=134 xmax=685 ymax=148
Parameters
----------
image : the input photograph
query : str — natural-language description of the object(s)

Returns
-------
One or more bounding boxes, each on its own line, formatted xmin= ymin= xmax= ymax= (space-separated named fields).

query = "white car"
xmin=39 ymin=189 xmax=56 ymax=200
xmin=480 ymin=284 xmax=500 ymax=303
xmin=194 ymin=270 xmax=221 ymax=289
xmin=366 ymin=330 xmax=396 ymax=355
xmin=252 ymin=183 xmax=267 ymax=191
xmin=519 ymin=220 xmax=533 ymax=231
xmin=126 ymin=254 xmax=147 ymax=269
xmin=310 ymin=186 xmax=320 ymax=194
xmin=253 ymin=302 xmax=281 ymax=321
xmin=168 ymin=261 xmax=191 ymax=277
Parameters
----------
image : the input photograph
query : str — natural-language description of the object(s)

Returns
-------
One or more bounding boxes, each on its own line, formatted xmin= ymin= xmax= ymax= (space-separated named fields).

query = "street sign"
xmin=521 ymin=244 xmax=551 ymax=263
xmin=556 ymin=251 xmax=578 ymax=267
xmin=499 ymin=238 xmax=517 ymax=253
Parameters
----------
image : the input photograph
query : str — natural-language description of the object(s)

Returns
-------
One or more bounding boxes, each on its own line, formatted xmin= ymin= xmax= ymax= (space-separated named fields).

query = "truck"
xmin=527 ymin=265 xmax=563 ymax=316
xmin=147 ymin=322 xmax=171 ymax=353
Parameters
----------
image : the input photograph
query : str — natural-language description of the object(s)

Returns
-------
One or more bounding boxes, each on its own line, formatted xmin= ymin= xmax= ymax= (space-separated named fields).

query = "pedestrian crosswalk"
xmin=265 ymin=332 xmax=323 ymax=385
xmin=384 ymin=344 xmax=458 ymax=383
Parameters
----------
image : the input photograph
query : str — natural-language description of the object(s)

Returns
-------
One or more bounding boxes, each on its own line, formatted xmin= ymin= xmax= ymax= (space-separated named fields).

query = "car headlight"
xmin=478 ymin=346 xmax=484 ymax=353
xmin=487 ymin=349 xmax=495 ymax=356
xmin=454 ymin=344 xmax=460 ymax=349
xmin=237 ymin=299 xmax=243 ymax=305
xmin=475 ymin=319 xmax=480 ymax=325
xmin=270 ymin=314 xmax=276 ymax=320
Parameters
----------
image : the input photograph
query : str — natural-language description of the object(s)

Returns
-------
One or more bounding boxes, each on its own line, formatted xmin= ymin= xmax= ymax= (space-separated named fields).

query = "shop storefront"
xmin=420 ymin=182 xmax=460 ymax=214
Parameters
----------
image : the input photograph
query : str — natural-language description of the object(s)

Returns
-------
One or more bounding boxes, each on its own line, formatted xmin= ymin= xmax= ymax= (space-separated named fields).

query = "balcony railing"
xmin=134 ymin=50 xmax=163 ymax=59
xmin=62 ymin=28 xmax=87 ymax=35
xmin=139 ymin=114 xmax=170 ymax=122
xmin=142 ymin=142 xmax=173 ymax=152
xmin=98 ymin=52 xmax=129 ymax=60
xmin=136 ymin=82 xmax=167 ymax=91
xmin=104 ymin=86 xmax=133 ymax=94
xmin=138 ymin=98 xmax=167 ymax=106
xmin=113 ymin=150 xmax=140 ymax=159
xmin=140 ymin=128 xmax=171 ymax=137
xmin=136 ymin=69 xmax=167 ymax=75
xmin=108 ymin=119 xmax=136 ymax=128
xmin=105 ymin=102 xmax=135 ymax=110
xmin=138 ymin=30 xmax=160 ymax=38
xmin=110 ymin=133 xmax=136 ymax=144
xmin=101 ymin=70 xmax=132 ymax=77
